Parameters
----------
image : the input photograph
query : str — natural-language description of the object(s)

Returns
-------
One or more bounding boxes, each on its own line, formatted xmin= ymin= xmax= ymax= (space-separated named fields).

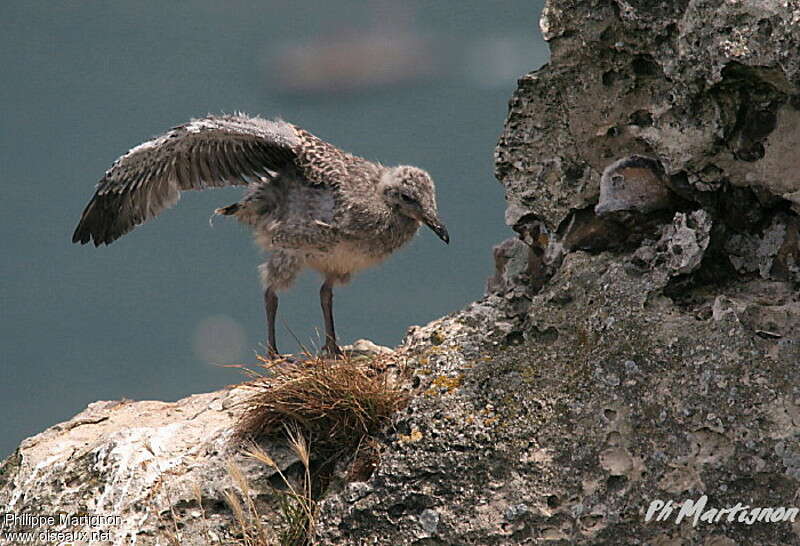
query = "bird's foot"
xmin=322 ymin=342 xmax=345 ymax=359
xmin=265 ymin=345 xmax=289 ymax=362
xmin=261 ymin=349 xmax=300 ymax=375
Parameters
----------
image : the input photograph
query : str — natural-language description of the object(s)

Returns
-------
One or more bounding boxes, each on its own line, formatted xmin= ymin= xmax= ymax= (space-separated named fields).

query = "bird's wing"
xmin=72 ymin=114 xmax=300 ymax=246
xmin=291 ymin=127 xmax=354 ymax=188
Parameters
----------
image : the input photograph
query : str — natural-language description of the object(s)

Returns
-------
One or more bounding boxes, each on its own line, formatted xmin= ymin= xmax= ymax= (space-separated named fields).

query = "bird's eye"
xmin=400 ymin=193 xmax=415 ymax=203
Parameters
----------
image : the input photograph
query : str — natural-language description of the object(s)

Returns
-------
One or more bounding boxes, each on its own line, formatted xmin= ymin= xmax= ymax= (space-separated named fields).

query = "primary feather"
xmin=72 ymin=114 xmax=299 ymax=245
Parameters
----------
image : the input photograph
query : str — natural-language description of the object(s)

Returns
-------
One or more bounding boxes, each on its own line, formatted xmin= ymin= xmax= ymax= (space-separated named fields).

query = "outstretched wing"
xmin=72 ymin=114 xmax=299 ymax=246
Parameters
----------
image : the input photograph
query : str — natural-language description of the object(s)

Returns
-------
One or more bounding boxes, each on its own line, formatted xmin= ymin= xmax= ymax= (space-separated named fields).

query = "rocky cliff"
xmin=4 ymin=1 xmax=800 ymax=545
xmin=316 ymin=0 xmax=800 ymax=544
xmin=0 ymin=388 xmax=303 ymax=545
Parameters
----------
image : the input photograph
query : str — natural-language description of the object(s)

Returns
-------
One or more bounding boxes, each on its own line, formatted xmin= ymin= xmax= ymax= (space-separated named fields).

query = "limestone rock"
xmin=0 ymin=388 xmax=294 ymax=546
xmin=316 ymin=250 xmax=800 ymax=544
xmin=498 ymin=0 xmax=800 ymax=286
xmin=315 ymin=1 xmax=800 ymax=544
xmin=343 ymin=338 xmax=395 ymax=356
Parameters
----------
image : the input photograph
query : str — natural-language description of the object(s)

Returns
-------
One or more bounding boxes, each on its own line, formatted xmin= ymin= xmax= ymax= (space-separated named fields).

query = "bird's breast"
xmin=305 ymin=242 xmax=386 ymax=277
xmin=304 ymin=213 xmax=419 ymax=278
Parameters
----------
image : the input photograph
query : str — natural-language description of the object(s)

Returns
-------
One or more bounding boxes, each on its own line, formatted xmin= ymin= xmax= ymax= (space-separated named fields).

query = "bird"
xmin=72 ymin=114 xmax=449 ymax=357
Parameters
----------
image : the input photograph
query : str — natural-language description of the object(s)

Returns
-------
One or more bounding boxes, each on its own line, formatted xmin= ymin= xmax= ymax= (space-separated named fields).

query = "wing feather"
xmin=72 ymin=114 xmax=300 ymax=245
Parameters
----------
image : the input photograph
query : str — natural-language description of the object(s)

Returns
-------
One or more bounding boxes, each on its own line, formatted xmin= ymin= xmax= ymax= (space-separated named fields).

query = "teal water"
xmin=0 ymin=1 xmax=547 ymax=457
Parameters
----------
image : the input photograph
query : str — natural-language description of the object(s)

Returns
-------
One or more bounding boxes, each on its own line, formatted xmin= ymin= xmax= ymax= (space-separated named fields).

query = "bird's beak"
xmin=424 ymin=216 xmax=449 ymax=244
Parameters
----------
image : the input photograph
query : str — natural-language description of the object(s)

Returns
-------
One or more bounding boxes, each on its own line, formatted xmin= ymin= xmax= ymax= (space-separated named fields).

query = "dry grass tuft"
xmin=235 ymin=353 xmax=407 ymax=451
xmin=225 ymin=458 xmax=273 ymax=545
xmin=227 ymin=352 xmax=407 ymax=545
xmin=163 ymin=353 xmax=407 ymax=546
xmin=244 ymin=425 xmax=315 ymax=545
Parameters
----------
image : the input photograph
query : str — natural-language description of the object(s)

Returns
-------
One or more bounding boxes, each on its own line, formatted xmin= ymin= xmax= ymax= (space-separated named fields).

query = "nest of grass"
xmin=235 ymin=353 xmax=408 ymax=451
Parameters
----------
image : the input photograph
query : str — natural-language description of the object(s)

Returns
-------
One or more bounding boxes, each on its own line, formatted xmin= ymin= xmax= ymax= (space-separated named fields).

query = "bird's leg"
xmin=264 ymin=286 xmax=279 ymax=357
xmin=320 ymin=277 xmax=343 ymax=357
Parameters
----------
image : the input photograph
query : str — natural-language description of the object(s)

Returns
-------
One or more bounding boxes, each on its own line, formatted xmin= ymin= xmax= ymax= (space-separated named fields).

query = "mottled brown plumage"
xmin=73 ymin=113 xmax=448 ymax=356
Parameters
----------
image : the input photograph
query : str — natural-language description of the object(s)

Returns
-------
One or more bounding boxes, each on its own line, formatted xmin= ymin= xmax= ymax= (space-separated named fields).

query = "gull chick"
xmin=72 ymin=114 xmax=449 ymax=356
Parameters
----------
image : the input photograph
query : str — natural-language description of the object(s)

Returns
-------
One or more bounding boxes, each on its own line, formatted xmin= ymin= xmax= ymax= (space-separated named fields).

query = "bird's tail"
xmin=213 ymin=201 xmax=262 ymax=227
xmin=214 ymin=203 xmax=240 ymax=216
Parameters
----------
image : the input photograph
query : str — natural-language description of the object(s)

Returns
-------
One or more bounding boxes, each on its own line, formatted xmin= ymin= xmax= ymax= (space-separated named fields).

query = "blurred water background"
xmin=0 ymin=1 xmax=547 ymax=457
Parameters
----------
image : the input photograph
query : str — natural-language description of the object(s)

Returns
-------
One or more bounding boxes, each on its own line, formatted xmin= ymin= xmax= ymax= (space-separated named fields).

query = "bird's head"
xmin=380 ymin=166 xmax=449 ymax=244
